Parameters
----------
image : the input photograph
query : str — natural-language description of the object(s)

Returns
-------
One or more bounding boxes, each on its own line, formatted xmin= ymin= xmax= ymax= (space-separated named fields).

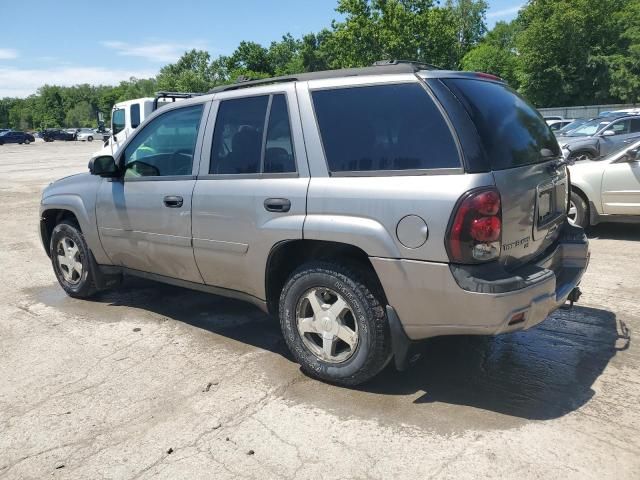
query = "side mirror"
xmin=88 ymin=155 xmax=119 ymax=177
xmin=601 ymin=129 xmax=616 ymax=137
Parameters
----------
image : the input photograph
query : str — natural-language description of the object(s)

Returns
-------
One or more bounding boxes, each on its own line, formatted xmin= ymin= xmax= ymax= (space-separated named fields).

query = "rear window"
xmin=312 ymin=83 xmax=460 ymax=173
xmin=444 ymin=79 xmax=560 ymax=170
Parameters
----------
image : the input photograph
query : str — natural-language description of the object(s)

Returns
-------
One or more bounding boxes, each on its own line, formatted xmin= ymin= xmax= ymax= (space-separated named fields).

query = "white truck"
xmin=97 ymin=92 xmax=201 ymax=156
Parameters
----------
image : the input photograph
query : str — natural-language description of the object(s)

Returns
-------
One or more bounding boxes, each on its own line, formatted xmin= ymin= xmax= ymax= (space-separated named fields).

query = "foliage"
xmin=2 ymin=0 xmax=640 ymax=129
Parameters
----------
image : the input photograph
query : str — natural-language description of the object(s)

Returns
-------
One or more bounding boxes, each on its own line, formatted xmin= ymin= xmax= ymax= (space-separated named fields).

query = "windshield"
xmin=563 ymin=118 xmax=611 ymax=137
xmin=557 ymin=119 xmax=586 ymax=134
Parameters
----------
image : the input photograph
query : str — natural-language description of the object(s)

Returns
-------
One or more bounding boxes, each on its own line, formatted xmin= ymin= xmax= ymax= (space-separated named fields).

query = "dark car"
xmin=557 ymin=115 xmax=640 ymax=161
xmin=0 ymin=130 xmax=35 ymax=145
xmin=41 ymin=129 xmax=76 ymax=142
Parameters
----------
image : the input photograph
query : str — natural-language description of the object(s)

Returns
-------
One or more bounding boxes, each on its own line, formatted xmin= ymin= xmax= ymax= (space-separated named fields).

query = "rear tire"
xmin=87 ymin=136 xmax=93 ymax=142
xmin=568 ymin=191 xmax=589 ymax=228
xmin=50 ymin=220 xmax=97 ymax=298
xmin=279 ymin=261 xmax=391 ymax=386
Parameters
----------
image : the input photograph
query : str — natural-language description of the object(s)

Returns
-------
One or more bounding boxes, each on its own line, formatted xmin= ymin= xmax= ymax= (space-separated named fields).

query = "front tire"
xmin=568 ymin=191 xmax=589 ymax=228
xmin=50 ymin=220 xmax=97 ymax=298
xmin=279 ymin=262 xmax=391 ymax=386
xmin=24 ymin=139 xmax=31 ymax=144
xmin=87 ymin=136 xmax=93 ymax=142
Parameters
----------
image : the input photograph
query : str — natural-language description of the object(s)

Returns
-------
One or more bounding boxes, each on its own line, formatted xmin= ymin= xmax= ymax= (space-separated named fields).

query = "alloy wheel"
xmin=295 ymin=287 xmax=359 ymax=363
xmin=56 ymin=237 xmax=83 ymax=285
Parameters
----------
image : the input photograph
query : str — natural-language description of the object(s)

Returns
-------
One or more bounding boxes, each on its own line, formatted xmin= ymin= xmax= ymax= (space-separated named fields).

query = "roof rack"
xmin=372 ymin=59 xmax=442 ymax=70
xmin=153 ymin=91 xmax=204 ymax=111
xmin=207 ymin=59 xmax=440 ymax=94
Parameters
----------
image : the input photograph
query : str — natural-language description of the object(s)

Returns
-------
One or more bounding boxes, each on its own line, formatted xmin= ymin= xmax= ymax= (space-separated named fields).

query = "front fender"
xmin=40 ymin=193 xmax=111 ymax=265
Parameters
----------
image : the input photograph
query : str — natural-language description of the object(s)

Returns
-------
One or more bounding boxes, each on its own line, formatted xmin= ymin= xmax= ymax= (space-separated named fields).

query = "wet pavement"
xmin=1 ymin=141 xmax=639 ymax=479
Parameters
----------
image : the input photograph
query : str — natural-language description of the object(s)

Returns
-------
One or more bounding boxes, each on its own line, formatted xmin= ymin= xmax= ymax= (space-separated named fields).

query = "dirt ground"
xmin=1 ymin=140 xmax=639 ymax=479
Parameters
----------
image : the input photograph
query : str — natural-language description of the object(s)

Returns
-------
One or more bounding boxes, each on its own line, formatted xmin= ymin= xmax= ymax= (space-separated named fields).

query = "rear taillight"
xmin=446 ymin=188 xmax=502 ymax=263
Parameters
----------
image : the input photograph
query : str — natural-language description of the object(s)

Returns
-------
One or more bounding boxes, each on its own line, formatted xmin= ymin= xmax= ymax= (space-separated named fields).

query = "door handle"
xmin=264 ymin=198 xmax=291 ymax=212
xmin=163 ymin=195 xmax=184 ymax=208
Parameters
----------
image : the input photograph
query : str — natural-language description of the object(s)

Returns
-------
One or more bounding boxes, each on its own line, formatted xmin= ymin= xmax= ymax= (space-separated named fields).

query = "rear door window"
xmin=210 ymin=96 xmax=269 ymax=174
xmin=311 ymin=83 xmax=460 ymax=173
xmin=210 ymin=94 xmax=296 ymax=175
xmin=443 ymin=79 xmax=560 ymax=170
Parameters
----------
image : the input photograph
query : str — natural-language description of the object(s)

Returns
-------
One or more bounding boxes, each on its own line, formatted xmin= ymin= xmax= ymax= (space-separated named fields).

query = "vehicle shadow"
xmin=90 ymin=276 xmax=291 ymax=357
xmin=86 ymin=279 xmax=627 ymax=422
xmin=587 ymin=223 xmax=640 ymax=241
xmin=360 ymin=305 xmax=629 ymax=420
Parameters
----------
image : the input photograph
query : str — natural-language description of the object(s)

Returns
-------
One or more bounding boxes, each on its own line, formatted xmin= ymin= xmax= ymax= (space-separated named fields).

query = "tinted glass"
xmin=265 ymin=95 xmax=295 ymax=173
xmin=112 ymin=108 xmax=125 ymax=135
xmin=210 ymin=96 xmax=268 ymax=174
xmin=444 ymin=79 xmax=560 ymax=170
xmin=312 ymin=83 xmax=460 ymax=172
xmin=131 ymin=104 xmax=141 ymax=129
xmin=123 ymin=104 xmax=203 ymax=177
xmin=610 ymin=119 xmax=630 ymax=135
xmin=631 ymin=119 xmax=640 ymax=133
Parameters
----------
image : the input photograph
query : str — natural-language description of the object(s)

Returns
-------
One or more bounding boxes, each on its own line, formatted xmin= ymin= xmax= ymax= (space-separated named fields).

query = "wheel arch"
xmin=40 ymin=208 xmax=82 ymax=257
xmin=265 ymin=239 xmax=387 ymax=317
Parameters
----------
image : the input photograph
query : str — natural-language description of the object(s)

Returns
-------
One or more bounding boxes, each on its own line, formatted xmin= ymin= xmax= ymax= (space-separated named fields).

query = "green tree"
xmin=606 ymin=0 xmax=640 ymax=103
xmin=156 ymin=49 xmax=215 ymax=92
xmin=516 ymin=0 xmax=626 ymax=107
xmin=65 ymin=100 xmax=94 ymax=127
xmin=462 ymin=20 xmax=520 ymax=86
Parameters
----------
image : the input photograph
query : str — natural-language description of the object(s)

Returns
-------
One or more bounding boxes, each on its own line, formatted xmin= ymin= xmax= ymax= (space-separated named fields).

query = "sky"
xmin=0 ymin=0 xmax=523 ymax=98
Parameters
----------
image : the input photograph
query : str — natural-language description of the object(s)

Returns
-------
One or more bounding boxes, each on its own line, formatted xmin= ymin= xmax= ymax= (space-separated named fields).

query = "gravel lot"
xmin=1 ymin=140 xmax=639 ymax=479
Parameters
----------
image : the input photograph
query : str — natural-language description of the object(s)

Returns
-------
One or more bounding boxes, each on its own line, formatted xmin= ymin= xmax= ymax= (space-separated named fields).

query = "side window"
xmin=630 ymin=118 xmax=640 ymax=133
xmin=123 ymin=104 xmax=203 ymax=178
xmin=311 ymin=83 xmax=460 ymax=172
xmin=112 ymin=108 xmax=125 ymax=135
xmin=610 ymin=120 xmax=630 ymax=135
xmin=211 ymin=96 xmax=269 ymax=174
xmin=265 ymin=95 xmax=296 ymax=173
xmin=131 ymin=104 xmax=141 ymax=129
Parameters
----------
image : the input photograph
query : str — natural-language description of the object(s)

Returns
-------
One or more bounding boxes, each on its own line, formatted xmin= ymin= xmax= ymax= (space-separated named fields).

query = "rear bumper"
xmin=372 ymin=222 xmax=589 ymax=340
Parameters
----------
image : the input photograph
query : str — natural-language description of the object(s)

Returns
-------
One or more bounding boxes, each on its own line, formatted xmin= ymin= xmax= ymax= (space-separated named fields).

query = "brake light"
xmin=475 ymin=72 xmax=503 ymax=82
xmin=447 ymin=188 xmax=502 ymax=263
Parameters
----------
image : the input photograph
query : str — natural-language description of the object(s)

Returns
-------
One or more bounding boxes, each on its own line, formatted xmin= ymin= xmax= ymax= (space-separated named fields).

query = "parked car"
xmin=39 ymin=62 xmax=589 ymax=386
xmin=544 ymin=115 xmax=564 ymax=122
xmin=568 ymin=139 xmax=640 ymax=228
xmin=0 ymin=130 xmax=35 ymax=145
xmin=76 ymin=128 xmax=102 ymax=142
xmin=41 ymin=129 xmax=76 ymax=142
xmin=557 ymin=115 xmax=640 ymax=161
xmin=548 ymin=119 xmax=575 ymax=132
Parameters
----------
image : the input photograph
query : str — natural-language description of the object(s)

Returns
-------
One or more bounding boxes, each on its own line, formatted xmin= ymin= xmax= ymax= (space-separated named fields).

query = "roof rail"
xmin=153 ymin=91 xmax=204 ymax=111
xmin=372 ymin=59 xmax=442 ymax=71
xmin=207 ymin=61 xmax=441 ymax=94
xmin=209 ymin=76 xmax=299 ymax=93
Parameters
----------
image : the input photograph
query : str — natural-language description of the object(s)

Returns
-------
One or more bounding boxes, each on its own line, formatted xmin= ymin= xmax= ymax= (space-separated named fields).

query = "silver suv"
xmin=40 ymin=62 xmax=590 ymax=386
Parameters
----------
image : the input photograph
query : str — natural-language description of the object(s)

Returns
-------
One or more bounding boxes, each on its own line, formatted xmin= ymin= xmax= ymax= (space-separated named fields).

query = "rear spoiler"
xmin=153 ymin=91 xmax=204 ymax=111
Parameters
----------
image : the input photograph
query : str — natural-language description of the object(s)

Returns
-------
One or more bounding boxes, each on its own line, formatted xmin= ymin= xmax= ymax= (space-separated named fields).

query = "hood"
xmin=42 ymin=172 xmax=99 ymax=200
xmin=558 ymin=136 xmax=595 ymax=149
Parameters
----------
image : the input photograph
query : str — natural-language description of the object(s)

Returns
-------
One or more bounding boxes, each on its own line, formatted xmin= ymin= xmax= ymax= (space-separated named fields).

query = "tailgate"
xmin=494 ymin=161 xmax=568 ymax=269
xmin=439 ymin=77 xmax=566 ymax=269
